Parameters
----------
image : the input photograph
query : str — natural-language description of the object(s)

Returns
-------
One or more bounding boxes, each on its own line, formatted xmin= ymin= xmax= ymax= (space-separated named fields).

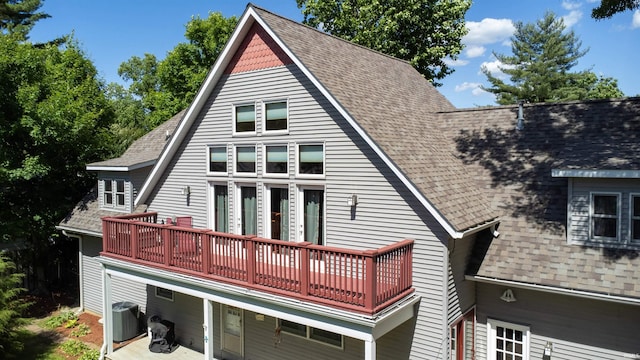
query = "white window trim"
xmin=486 ymin=319 xmax=529 ymax=360
xmin=296 ymin=142 xmax=326 ymax=179
xmin=101 ymin=178 xmax=127 ymax=211
xmin=630 ymin=193 xmax=640 ymax=243
xmin=232 ymin=102 xmax=257 ymax=136
xmin=263 ymin=184 xmax=290 ymax=241
xmin=589 ymin=192 xmax=621 ymax=242
xmin=296 ymin=185 xmax=325 ymax=243
xmin=234 ymin=144 xmax=257 ymax=177
xmin=207 ymin=145 xmax=229 ymax=175
xmin=155 ymin=286 xmax=174 ymax=302
xmin=262 ymin=99 xmax=289 ymax=135
xmin=235 ymin=182 xmax=258 ymax=236
xmin=263 ymin=143 xmax=289 ymax=177
xmin=276 ymin=319 xmax=344 ymax=349
xmin=208 ymin=181 xmax=229 ymax=232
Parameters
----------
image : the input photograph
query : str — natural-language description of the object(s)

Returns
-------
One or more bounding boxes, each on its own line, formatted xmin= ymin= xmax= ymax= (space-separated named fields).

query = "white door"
xmin=221 ymin=305 xmax=243 ymax=358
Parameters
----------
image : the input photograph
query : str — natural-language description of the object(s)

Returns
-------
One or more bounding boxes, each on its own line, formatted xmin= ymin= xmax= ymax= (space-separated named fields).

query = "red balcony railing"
xmin=102 ymin=212 xmax=414 ymax=315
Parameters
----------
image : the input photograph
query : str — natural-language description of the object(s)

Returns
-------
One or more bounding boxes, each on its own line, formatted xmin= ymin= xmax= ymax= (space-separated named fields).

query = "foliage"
xmin=0 ymin=0 xmax=49 ymax=39
xmin=41 ymin=310 xmax=77 ymax=329
xmin=58 ymin=339 xmax=91 ymax=356
xmin=591 ymin=0 xmax=640 ymax=19
xmin=118 ymin=11 xmax=237 ymax=128
xmin=0 ymin=32 xmax=115 ymax=278
xmin=0 ymin=254 xmax=31 ymax=358
xmin=70 ymin=323 xmax=91 ymax=337
xmin=296 ymin=0 xmax=470 ymax=86
xmin=482 ymin=11 xmax=623 ymax=104
xmin=78 ymin=348 xmax=100 ymax=360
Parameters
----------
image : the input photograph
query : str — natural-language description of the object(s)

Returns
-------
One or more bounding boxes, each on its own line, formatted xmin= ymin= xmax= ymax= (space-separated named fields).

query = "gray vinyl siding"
xmin=476 ymin=283 xmax=640 ymax=359
xmin=145 ymin=287 xmax=204 ymax=352
xmin=130 ymin=167 xmax=151 ymax=203
xmin=81 ymin=237 xmax=148 ymax=316
xmin=568 ymin=178 xmax=640 ymax=245
xmin=145 ymin=65 xmax=450 ymax=358
xmin=447 ymin=235 xmax=476 ymax=325
xmin=98 ymin=172 xmax=134 ymax=213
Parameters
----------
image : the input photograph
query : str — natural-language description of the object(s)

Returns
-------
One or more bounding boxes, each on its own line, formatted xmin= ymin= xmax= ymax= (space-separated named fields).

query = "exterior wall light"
xmin=347 ymin=194 xmax=358 ymax=206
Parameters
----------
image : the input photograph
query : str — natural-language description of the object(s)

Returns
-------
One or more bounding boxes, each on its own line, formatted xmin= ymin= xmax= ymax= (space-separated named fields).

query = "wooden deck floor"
xmin=106 ymin=336 xmax=203 ymax=360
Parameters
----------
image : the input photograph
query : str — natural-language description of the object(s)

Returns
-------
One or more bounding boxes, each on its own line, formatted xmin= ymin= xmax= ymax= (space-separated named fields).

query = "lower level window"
xmin=279 ymin=319 xmax=343 ymax=348
xmin=487 ymin=319 xmax=529 ymax=360
xmin=591 ymin=193 xmax=619 ymax=240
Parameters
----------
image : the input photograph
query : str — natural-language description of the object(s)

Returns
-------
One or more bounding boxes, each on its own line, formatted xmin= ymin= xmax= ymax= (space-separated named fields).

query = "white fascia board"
xmin=135 ymin=8 xmax=256 ymax=207
xmin=552 ymin=169 xmax=640 ymax=179
xmin=56 ymin=225 xmax=102 ymax=239
xmin=250 ymin=12 xmax=469 ymax=239
xmin=86 ymin=160 xmax=156 ymax=172
xmin=467 ymin=275 xmax=640 ymax=306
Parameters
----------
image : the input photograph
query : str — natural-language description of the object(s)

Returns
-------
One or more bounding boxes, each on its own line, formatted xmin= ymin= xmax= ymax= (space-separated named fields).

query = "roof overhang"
xmin=552 ymin=169 xmax=640 ymax=179
xmin=56 ymin=225 xmax=103 ymax=239
xmin=86 ymin=160 xmax=156 ymax=172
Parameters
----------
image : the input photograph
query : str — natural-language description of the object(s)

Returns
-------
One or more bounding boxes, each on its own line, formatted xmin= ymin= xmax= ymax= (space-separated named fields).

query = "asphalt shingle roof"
xmin=438 ymin=98 xmax=640 ymax=298
xmin=254 ymin=7 xmax=498 ymax=232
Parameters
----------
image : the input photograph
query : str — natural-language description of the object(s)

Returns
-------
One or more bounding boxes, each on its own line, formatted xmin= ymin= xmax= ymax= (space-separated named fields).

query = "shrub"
xmin=0 ymin=254 xmax=31 ymax=358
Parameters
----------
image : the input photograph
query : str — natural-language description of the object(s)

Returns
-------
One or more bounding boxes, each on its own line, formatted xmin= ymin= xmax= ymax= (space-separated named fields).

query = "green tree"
xmin=105 ymin=83 xmax=147 ymax=155
xmin=296 ymin=0 xmax=471 ymax=86
xmin=118 ymin=11 xmax=237 ymax=127
xmin=0 ymin=254 xmax=30 ymax=358
xmin=591 ymin=0 xmax=640 ymax=19
xmin=0 ymin=0 xmax=49 ymax=39
xmin=0 ymin=34 xmax=115 ymax=288
xmin=482 ymin=12 xmax=624 ymax=104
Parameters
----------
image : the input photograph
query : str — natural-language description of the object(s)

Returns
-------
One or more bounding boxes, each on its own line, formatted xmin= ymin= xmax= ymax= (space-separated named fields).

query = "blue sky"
xmin=29 ymin=1 xmax=639 ymax=108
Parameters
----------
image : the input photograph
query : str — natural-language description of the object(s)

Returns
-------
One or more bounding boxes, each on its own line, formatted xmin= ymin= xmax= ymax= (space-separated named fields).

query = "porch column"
xmin=364 ymin=338 xmax=377 ymax=360
xmin=102 ymin=266 xmax=113 ymax=354
xmin=203 ymin=299 xmax=214 ymax=359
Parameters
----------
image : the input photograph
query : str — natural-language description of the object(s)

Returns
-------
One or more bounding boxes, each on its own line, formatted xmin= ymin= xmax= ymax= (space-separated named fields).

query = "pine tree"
xmin=0 ymin=0 xmax=50 ymax=40
xmin=482 ymin=11 xmax=623 ymax=104
xmin=0 ymin=254 xmax=30 ymax=357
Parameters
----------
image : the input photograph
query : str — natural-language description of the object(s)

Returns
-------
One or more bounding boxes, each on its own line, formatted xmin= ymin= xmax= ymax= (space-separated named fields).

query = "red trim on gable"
xmin=224 ymin=22 xmax=293 ymax=74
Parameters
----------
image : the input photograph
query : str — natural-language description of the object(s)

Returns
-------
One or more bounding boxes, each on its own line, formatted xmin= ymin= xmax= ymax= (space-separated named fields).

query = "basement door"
xmin=221 ymin=305 xmax=244 ymax=358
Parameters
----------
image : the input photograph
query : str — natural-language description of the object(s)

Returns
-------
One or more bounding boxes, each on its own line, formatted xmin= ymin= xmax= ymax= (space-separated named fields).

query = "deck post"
xmin=130 ymin=222 xmax=138 ymax=260
xmin=102 ymin=265 xmax=113 ymax=355
xmin=203 ymin=299 xmax=214 ymax=359
xmin=202 ymin=232 xmax=212 ymax=275
xmin=162 ymin=225 xmax=172 ymax=267
xmin=246 ymin=236 xmax=256 ymax=285
xmin=364 ymin=250 xmax=378 ymax=311
xmin=364 ymin=338 xmax=377 ymax=360
xmin=299 ymin=242 xmax=311 ymax=296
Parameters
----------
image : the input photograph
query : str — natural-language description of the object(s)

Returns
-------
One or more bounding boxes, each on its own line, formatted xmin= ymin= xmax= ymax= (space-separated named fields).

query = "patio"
xmin=106 ymin=336 xmax=203 ymax=360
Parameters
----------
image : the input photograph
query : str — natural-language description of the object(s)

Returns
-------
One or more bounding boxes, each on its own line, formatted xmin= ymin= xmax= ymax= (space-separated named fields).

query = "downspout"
xmin=61 ymin=230 xmax=84 ymax=312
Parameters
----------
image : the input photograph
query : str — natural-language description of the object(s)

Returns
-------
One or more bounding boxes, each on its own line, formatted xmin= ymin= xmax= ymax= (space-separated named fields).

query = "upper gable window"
xmin=103 ymin=179 xmax=125 ymax=209
xmin=265 ymin=145 xmax=288 ymax=175
xmin=298 ymin=144 xmax=324 ymax=176
xmin=632 ymin=195 xmax=640 ymax=242
xmin=208 ymin=146 xmax=227 ymax=173
xmin=264 ymin=101 xmax=288 ymax=132
xmin=591 ymin=193 xmax=619 ymax=241
xmin=235 ymin=145 xmax=256 ymax=174
xmin=234 ymin=104 xmax=256 ymax=133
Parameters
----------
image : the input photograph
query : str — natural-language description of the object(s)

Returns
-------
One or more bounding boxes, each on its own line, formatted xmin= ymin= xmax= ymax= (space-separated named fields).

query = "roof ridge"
xmin=249 ymin=3 xmax=415 ymax=68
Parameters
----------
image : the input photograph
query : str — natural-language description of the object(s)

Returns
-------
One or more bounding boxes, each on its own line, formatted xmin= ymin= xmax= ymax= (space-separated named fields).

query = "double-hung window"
xmin=103 ymin=179 xmax=125 ymax=209
xmin=278 ymin=319 xmax=342 ymax=348
xmin=632 ymin=194 xmax=640 ymax=242
xmin=298 ymin=144 xmax=324 ymax=176
xmin=235 ymin=145 xmax=256 ymax=174
xmin=234 ymin=104 xmax=256 ymax=134
xmin=487 ymin=319 xmax=529 ymax=360
xmin=591 ymin=193 xmax=620 ymax=241
xmin=264 ymin=101 xmax=288 ymax=132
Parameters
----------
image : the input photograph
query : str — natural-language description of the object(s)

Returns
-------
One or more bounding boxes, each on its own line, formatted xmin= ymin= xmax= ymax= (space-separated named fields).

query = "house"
xmin=57 ymin=4 xmax=640 ymax=360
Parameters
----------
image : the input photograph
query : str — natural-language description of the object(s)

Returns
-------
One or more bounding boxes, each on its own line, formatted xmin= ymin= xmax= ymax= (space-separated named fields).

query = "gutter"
xmin=467 ymin=275 xmax=640 ymax=306
xmin=56 ymin=225 xmax=102 ymax=239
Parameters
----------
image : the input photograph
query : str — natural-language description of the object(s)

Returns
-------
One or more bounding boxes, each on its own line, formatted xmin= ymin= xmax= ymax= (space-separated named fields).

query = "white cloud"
xmin=633 ymin=10 xmax=640 ymax=29
xmin=465 ymin=45 xmax=486 ymax=58
xmin=562 ymin=10 xmax=583 ymax=27
xmin=443 ymin=58 xmax=469 ymax=66
xmin=454 ymin=82 xmax=490 ymax=97
xmin=464 ymin=18 xmax=515 ymax=46
xmin=562 ymin=0 xmax=581 ymax=11
xmin=479 ymin=59 xmax=514 ymax=79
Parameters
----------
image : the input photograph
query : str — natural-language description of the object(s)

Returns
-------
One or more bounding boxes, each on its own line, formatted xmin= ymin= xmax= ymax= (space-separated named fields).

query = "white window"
xmin=208 ymin=146 xmax=227 ymax=173
xmin=102 ymin=179 xmax=126 ymax=209
xmin=237 ymin=185 xmax=257 ymax=235
xmin=298 ymin=187 xmax=324 ymax=245
xmin=297 ymin=144 xmax=324 ymax=176
xmin=210 ymin=183 xmax=229 ymax=233
xmin=487 ymin=319 xmax=529 ymax=360
xmin=632 ymin=194 xmax=640 ymax=242
xmin=264 ymin=101 xmax=288 ymax=132
xmin=155 ymin=287 xmax=174 ymax=301
xmin=450 ymin=309 xmax=475 ymax=360
xmin=234 ymin=104 xmax=256 ymax=134
xmin=590 ymin=193 xmax=620 ymax=241
xmin=235 ymin=145 xmax=256 ymax=175
xmin=278 ymin=319 xmax=343 ymax=348
xmin=264 ymin=144 xmax=288 ymax=175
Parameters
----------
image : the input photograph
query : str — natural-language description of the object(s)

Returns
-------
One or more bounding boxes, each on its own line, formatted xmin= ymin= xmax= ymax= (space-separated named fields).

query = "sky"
xmin=28 ymin=0 xmax=640 ymax=109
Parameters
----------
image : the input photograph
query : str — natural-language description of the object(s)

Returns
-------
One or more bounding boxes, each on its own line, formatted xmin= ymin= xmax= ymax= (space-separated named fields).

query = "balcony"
xmin=101 ymin=212 xmax=414 ymax=315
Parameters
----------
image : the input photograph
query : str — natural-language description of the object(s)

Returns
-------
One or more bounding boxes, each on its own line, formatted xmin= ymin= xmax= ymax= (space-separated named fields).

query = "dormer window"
xmin=632 ymin=195 xmax=640 ymax=242
xmin=590 ymin=193 xmax=619 ymax=241
xmin=264 ymin=101 xmax=288 ymax=132
xmin=103 ymin=179 xmax=125 ymax=209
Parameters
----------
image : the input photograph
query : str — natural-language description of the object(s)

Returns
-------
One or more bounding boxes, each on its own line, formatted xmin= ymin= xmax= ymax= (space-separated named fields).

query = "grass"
xmin=11 ymin=329 xmax=65 ymax=360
